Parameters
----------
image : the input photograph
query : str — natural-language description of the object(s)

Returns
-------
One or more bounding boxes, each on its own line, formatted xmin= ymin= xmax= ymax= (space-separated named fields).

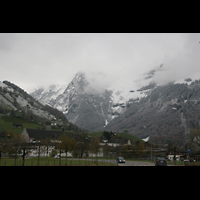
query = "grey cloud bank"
xmin=0 ymin=33 xmax=200 ymax=92
xmin=152 ymin=33 xmax=200 ymax=86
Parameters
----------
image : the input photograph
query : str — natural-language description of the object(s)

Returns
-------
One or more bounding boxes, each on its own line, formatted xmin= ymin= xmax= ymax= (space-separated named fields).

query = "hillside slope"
xmin=105 ymin=80 xmax=200 ymax=144
xmin=0 ymin=81 xmax=86 ymax=133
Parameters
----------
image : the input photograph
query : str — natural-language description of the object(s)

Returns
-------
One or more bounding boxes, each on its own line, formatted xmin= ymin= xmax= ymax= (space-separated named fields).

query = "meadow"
xmin=0 ymin=157 xmax=118 ymax=166
xmin=0 ymin=115 xmax=43 ymax=135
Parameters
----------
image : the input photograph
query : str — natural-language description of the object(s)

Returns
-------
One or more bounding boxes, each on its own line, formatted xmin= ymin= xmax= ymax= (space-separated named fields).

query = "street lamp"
xmin=181 ymin=110 xmax=190 ymax=165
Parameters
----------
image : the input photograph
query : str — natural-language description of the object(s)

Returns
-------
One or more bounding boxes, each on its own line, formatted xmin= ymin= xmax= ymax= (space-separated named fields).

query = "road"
xmin=63 ymin=158 xmax=173 ymax=166
xmin=65 ymin=158 xmax=155 ymax=166
xmin=118 ymin=160 xmax=155 ymax=166
xmin=118 ymin=160 xmax=175 ymax=166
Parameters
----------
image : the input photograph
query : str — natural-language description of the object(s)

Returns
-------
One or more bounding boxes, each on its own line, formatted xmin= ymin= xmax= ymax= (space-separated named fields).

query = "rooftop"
xmin=25 ymin=128 xmax=76 ymax=140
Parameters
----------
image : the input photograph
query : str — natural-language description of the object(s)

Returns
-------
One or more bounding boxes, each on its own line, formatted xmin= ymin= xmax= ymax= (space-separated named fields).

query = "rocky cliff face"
xmin=30 ymin=68 xmax=161 ymax=132
xmin=51 ymin=73 xmax=115 ymax=131
xmin=105 ymin=79 xmax=200 ymax=144
xmin=30 ymin=67 xmax=200 ymax=145
xmin=31 ymin=73 xmax=117 ymax=131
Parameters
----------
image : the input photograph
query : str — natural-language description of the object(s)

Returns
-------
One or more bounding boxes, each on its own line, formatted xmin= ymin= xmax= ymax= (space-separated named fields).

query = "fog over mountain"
xmin=2 ymin=33 xmax=200 ymax=143
xmin=1 ymin=33 xmax=200 ymax=93
xmin=30 ymin=65 xmax=183 ymax=133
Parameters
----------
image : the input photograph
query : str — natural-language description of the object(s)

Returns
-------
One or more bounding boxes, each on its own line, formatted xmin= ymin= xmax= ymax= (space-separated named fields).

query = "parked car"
xmin=54 ymin=155 xmax=60 ymax=159
xmin=155 ymin=157 xmax=167 ymax=166
xmin=117 ymin=157 xmax=125 ymax=163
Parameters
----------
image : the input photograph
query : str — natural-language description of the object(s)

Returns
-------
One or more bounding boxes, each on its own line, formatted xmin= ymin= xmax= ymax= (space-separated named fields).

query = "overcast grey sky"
xmin=0 ymin=33 xmax=200 ymax=92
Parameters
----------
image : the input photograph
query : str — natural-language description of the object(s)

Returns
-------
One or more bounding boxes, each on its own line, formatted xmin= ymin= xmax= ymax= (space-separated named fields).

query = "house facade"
xmin=22 ymin=128 xmax=131 ymax=158
xmin=22 ymin=128 xmax=74 ymax=157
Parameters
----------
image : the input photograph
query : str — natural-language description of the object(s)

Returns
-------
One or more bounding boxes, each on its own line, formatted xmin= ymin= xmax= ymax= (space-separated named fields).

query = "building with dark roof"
xmin=22 ymin=128 xmax=79 ymax=157
xmin=22 ymin=128 xmax=75 ymax=143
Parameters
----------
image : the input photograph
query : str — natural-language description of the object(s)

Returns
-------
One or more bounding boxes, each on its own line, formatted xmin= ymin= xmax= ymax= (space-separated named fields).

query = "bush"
xmin=187 ymin=161 xmax=200 ymax=166
xmin=72 ymin=150 xmax=80 ymax=158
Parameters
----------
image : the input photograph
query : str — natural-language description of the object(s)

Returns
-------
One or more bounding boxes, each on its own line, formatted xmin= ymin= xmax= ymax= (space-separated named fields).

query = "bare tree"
xmin=90 ymin=137 xmax=100 ymax=165
xmin=188 ymin=127 xmax=200 ymax=152
xmin=167 ymin=131 xmax=185 ymax=165
xmin=11 ymin=134 xmax=25 ymax=166
xmin=102 ymin=143 xmax=110 ymax=158
xmin=58 ymin=134 xmax=77 ymax=166
xmin=77 ymin=135 xmax=89 ymax=158
xmin=41 ymin=137 xmax=52 ymax=165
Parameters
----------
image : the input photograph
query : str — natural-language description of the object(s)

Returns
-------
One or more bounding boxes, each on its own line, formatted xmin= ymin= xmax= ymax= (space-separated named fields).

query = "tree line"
xmin=0 ymin=130 xmax=104 ymax=166
xmin=0 ymin=129 xmax=154 ymax=166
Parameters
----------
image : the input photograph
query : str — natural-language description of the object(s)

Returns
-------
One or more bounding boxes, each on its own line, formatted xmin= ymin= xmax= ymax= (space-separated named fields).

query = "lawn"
xmin=0 ymin=115 xmax=43 ymax=135
xmin=0 ymin=157 xmax=118 ymax=166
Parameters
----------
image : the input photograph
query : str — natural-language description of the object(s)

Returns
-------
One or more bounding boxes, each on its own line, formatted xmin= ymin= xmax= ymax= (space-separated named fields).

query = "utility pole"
xmin=151 ymin=142 xmax=152 ymax=162
xmin=184 ymin=111 xmax=190 ymax=165
xmin=182 ymin=109 xmax=190 ymax=165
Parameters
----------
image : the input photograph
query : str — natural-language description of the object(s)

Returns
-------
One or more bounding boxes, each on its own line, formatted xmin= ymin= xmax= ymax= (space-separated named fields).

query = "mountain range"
xmin=29 ymin=66 xmax=200 ymax=144
xmin=31 ymin=73 xmax=114 ymax=132
xmin=30 ymin=65 xmax=166 ymax=131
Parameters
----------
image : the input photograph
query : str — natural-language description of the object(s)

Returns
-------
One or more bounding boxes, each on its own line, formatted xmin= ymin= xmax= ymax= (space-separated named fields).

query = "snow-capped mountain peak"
xmin=31 ymin=84 xmax=66 ymax=106
xmin=30 ymin=68 xmax=160 ymax=131
xmin=30 ymin=66 xmax=180 ymax=132
xmin=63 ymin=72 xmax=88 ymax=95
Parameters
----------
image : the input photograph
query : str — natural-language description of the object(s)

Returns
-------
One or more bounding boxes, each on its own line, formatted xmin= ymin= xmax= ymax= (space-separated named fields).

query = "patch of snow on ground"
xmin=142 ymin=136 xmax=149 ymax=142
xmin=17 ymin=96 xmax=29 ymax=107
xmin=0 ymin=94 xmax=16 ymax=109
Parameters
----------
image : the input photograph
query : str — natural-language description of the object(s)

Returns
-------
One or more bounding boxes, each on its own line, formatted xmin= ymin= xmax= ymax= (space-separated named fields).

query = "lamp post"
xmin=181 ymin=110 xmax=190 ymax=165
xmin=151 ymin=142 xmax=152 ymax=162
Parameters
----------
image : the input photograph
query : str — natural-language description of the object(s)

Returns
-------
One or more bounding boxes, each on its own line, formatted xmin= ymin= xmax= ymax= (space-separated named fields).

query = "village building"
xmin=21 ymin=124 xmax=133 ymax=158
xmin=22 ymin=128 xmax=76 ymax=157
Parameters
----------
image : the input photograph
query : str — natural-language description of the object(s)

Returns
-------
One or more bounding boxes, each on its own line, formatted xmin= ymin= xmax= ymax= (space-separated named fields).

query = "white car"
xmin=54 ymin=155 xmax=60 ymax=159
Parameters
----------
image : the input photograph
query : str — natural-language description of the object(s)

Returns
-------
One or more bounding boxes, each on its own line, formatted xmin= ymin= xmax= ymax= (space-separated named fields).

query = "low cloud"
xmin=152 ymin=34 xmax=200 ymax=86
xmin=1 ymin=33 xmax=200 ymax=92
xmin=83 ymin=71 xmax=111 ymax=94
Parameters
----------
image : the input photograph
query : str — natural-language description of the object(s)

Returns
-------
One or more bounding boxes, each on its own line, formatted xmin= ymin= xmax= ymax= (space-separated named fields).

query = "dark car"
xmin=117 ymin=157 xmax=125 ymax=163
xmin=155 ymin=157 xmax=167 ymax=166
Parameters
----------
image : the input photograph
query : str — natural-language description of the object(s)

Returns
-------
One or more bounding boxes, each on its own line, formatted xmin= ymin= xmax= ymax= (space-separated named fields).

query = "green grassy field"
xmin=0 ymin=115 xmax=82 ymax=135
xmin=0 ymin=157 xmax=117 ymax=166
xmin=0 ymin=115 xmax=43 ymax=135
